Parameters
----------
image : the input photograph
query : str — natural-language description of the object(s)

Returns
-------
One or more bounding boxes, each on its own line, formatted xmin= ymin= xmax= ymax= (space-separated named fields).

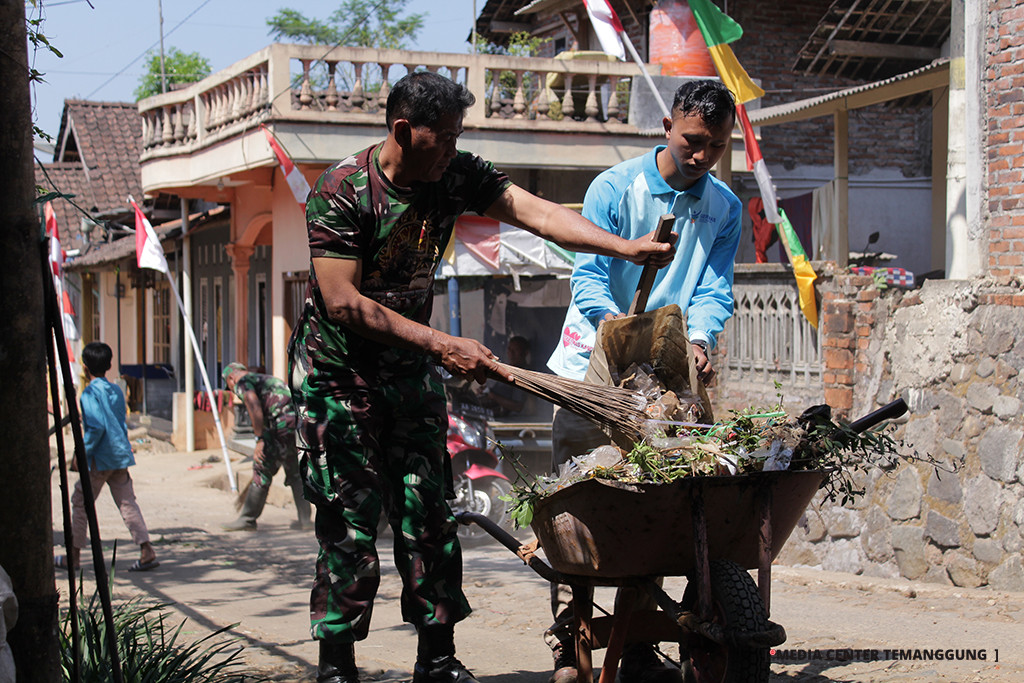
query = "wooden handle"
xmin=627 ymin=214 xmax=675 ymax=316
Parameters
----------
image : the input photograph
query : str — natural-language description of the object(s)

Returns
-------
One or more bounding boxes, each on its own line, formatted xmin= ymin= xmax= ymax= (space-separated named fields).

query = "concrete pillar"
xmin=945 ymin=0 xmax=985 ymax=278
xmin=226 ymin=243 xmax=254 ymax=364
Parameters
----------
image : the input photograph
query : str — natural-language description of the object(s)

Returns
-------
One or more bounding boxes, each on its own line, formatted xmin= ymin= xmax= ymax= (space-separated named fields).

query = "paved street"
xmin=50 ymin=438 xmax=1024 ymax=682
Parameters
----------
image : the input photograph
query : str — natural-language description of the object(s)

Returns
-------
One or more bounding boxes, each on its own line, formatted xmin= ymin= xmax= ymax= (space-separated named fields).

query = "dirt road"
xmin=50 ymin=441 xmax=1024 ymax=682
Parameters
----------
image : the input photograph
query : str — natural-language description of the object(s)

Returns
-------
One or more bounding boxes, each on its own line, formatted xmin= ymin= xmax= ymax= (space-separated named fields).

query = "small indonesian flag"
xmin=582 ymin=0 xmax=626 ymax=61
xmin=130 ymin=196 xmax=170 ymax=274
xmin=263 ymin=126 xmax=311 ymax=205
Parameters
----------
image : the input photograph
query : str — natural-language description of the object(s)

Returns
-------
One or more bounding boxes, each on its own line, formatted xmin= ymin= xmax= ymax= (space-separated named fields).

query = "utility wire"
xmin=85 ymin=0 xmax=214 ymax=98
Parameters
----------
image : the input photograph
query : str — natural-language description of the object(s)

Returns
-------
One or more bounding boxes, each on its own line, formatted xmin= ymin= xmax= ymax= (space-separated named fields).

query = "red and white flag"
xmin=582 ymin=0 xmax=626 ymax=61
xmin=737 ymin=104 xmax=779 ymax=223
xmin=130 ymin=196 xmax=170 ymax=274
xmin=263 ymin=126 xmax=311 ymax=206
xmin=45 ymin=202 xmax=80 ymax=358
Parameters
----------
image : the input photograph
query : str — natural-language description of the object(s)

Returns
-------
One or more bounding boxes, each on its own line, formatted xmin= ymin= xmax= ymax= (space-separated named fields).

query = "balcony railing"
xmin=139 ymin=43 xmax=656 ymax=160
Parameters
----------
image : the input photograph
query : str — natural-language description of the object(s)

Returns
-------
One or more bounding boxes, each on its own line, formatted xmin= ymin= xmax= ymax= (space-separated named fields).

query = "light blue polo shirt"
xmin=548 ymin=146 xmax=742 ymax=380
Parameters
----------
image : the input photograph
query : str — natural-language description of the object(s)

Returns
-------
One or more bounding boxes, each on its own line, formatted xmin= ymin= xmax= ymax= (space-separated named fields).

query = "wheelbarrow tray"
xmin=531 ymin=469 xmax=825 ymax=578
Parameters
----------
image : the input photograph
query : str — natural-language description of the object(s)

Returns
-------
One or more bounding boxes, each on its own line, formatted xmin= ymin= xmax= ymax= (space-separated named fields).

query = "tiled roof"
xmin=36 ymin=100 xmax=144 ymax=251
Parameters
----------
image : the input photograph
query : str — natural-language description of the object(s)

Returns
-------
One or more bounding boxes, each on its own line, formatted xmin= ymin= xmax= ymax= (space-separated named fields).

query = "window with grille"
xmin=152 ymin=280 xmax=171 ymax=364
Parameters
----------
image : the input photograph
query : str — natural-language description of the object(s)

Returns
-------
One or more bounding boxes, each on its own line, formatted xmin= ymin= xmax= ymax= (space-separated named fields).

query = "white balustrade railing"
xmin=139 ymin=43 xmax=653 ymax=158
xmin=725 ymin=282 xmax=822 ymax=387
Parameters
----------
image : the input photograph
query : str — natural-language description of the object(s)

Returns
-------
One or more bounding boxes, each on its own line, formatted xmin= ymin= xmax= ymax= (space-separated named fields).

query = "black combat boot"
xmin=548 ymin=641 xmax=578 ymax=683
xmin=222 ymin=483 xmax=268 ymax=531
xmin=412 ymin=624 xmax=478 ymax=683
xmin=317 ymin=640 xmax=359 ymax=683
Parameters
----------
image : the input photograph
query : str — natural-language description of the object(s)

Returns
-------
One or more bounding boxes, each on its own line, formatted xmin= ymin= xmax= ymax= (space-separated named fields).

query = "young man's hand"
xmin=691 ymin=342 xmax=716 ymax=385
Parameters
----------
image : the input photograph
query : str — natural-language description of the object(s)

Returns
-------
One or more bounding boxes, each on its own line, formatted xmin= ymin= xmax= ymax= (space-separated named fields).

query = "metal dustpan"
xmin=584 ymin=304 xmax=714 ymax=448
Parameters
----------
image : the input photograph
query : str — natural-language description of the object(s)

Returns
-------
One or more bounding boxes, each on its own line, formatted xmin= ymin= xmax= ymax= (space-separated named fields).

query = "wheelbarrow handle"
xmin=848 ymin=397 xmax=908 ymax=433
xmin=454 ymin=511 xmax=567 ymax=584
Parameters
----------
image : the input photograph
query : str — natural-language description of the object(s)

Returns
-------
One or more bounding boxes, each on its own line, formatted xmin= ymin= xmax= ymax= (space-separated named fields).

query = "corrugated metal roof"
xmin=748 ymin=58 xmax=949 ymax=127
xmin=794 ymin=0 xmax=952 ymax=81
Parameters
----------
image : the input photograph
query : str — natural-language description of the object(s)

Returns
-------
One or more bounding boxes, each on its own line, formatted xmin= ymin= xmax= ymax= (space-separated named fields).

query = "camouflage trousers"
xmin=295 ymin=367 xmax=469 ymax=642
xmin=252 ymin=421 xmax=300 ymax=490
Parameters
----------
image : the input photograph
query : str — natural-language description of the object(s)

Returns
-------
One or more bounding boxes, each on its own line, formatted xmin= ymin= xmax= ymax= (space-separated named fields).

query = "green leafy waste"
xmin=500 ymin=391 xmax=936 ymax=530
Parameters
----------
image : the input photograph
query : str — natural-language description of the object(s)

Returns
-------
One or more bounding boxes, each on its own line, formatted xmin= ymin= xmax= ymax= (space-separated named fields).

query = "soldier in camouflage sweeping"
xmin=221 ymin=362 xmax=311 ymax=532
xmin=287 ymin=71 xmax=675 ymax=683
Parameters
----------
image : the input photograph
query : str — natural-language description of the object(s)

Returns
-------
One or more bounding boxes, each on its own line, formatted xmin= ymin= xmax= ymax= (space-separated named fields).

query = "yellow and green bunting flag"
xmin=776 ymin=208 xmax=819 ymax=328
xmin=688 ymin=0 xmax=765 ymax=104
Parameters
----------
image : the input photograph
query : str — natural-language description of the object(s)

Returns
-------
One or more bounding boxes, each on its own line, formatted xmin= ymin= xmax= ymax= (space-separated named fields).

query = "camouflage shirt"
xmin=291 ymin=143 xmax=510 ymax=378
xmin=232 ymin=372 xmax=296 ymax=429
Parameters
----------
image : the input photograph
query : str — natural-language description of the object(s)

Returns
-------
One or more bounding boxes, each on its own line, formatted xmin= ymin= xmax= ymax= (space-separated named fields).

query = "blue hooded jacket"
xmin=81 ymin=377 xmax=135 ymax=470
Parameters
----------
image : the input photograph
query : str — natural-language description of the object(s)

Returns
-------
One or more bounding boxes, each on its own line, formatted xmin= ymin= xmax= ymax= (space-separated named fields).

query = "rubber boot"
xmin=412 ymin=624 xmax=478 ymax=682
xmin=289 ymin=477 xmax=313 ymax=530
xmin=317 ymin=640 xmax=359 ymax=683
xmin=619 ymin=643 xmax=683 ymax=683
xmin=222 ymin=483 xmax=268 ymax=531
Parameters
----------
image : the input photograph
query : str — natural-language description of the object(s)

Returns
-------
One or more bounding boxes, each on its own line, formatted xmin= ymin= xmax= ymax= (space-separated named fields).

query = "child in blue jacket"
xmin=57 ymin=342 xmax=158 ymax=572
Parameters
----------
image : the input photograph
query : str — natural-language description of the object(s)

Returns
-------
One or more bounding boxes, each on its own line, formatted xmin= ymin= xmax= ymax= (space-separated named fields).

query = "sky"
xmin=28 ymin=0 xmax=479 ymax=143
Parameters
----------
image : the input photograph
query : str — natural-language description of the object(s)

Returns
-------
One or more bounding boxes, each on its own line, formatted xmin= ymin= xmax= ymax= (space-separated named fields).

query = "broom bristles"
xmin=490 ymin=362 xmax=648 ymax=441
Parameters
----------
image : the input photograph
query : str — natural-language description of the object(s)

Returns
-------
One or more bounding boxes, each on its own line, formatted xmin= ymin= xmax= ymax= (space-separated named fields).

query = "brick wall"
xmin=985 ymin=0 xmax=1024 ymax=277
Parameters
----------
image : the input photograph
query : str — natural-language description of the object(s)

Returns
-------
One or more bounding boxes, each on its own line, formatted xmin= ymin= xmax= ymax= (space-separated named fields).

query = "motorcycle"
xmin=445 ymin=381 xmax=512 ymax=542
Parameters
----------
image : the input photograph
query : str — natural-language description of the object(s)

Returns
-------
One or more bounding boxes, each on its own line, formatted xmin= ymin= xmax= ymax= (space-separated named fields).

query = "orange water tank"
xmin=649 ymin=0 xmax=717 ymax=77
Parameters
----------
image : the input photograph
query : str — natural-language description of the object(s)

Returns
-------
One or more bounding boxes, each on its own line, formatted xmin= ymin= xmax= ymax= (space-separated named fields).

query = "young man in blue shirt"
xmin=545 ymin=79 xmax=741 ymax=683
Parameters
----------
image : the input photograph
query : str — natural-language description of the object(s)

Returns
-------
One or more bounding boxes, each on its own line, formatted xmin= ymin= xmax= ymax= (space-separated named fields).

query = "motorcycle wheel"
xmin=451 ymin=477 xmax=512 ymax=543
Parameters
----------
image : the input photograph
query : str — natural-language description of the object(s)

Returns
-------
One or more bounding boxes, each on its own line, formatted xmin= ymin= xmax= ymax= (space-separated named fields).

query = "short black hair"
xmin=671 ymin=79 xmax=736 ymax=129
xmin=386 ymin=71 xmax=475 ymax=131
xmin=82 ymin=341 xmax=113 ymax=377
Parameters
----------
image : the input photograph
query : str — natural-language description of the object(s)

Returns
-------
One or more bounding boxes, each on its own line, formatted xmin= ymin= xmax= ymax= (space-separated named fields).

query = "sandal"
xmin=128 ymin=559 xmax=160 ymax=572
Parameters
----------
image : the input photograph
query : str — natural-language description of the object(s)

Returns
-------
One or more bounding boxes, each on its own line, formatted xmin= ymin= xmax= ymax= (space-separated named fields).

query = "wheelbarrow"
xmin=456 ymin=398 xmax=908 ymax=683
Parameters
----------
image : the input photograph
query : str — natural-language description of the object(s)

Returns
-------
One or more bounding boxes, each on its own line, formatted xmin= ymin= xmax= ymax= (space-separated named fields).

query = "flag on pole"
xmin=262 ymin=125 xmax=311 ymax=205
xmin=776 ymin=209 xmax=819 ymax=328
xmin=737 ymin=104 xmax=779 ymax=224
xmin=687 ymin=0 xmax=765 ymax=104
xmin=45 ymin=202 xmax=80 ymax=359
xmin=130 ymin=196 xmax=170 ymax=274
xmin=582 ymin=0 xmax=626 ymax=61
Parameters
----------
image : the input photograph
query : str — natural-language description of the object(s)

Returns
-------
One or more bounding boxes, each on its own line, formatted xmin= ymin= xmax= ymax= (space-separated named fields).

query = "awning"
xmin=748 ymin=58 xmax=949 ymax=127
xmin=437 ymin=216 xmax=575 ymax=280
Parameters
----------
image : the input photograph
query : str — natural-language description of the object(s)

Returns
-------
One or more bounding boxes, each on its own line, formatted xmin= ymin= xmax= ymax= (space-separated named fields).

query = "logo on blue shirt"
xmin=691 ymin=210 xmax=715 ymax=224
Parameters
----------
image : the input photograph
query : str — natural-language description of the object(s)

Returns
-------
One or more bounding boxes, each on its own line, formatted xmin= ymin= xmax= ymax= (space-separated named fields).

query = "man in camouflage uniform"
xmin=221 ymin=362 xmax=310 ymax=532
xmin=288 ymin=71 xmax=676 ymax=683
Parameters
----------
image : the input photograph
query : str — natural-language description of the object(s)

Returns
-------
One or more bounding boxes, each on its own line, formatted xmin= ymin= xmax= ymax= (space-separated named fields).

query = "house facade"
xmin=61 ymin=1 xmax=1023 ymax=584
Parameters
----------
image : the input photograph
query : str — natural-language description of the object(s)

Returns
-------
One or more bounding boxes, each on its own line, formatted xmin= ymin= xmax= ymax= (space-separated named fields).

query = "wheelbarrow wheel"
xmin=680 ymin=560 xmax=770 ymax=683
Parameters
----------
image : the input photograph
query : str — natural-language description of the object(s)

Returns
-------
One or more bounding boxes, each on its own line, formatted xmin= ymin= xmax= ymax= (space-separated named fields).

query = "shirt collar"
xmin=644 ymin=146 xmax=710 ymax=200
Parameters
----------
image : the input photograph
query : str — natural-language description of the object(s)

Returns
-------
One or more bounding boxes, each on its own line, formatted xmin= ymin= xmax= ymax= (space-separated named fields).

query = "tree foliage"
xmin=267 ymin=0 xmax=424 ymax=49
xmin=134 ymin=47 xmax=212 ymax=100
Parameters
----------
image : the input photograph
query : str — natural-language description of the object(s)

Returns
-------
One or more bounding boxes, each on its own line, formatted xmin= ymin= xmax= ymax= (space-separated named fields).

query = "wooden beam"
xmin=558 ymin=11 xmax=582 ymax=48
xmin=827 ymin=39 xmax=941 ymax=61
xmin=834 ymin=109 xmax=849 ymax=268
xmin=488 ymin=20 xmax=534 ymax=34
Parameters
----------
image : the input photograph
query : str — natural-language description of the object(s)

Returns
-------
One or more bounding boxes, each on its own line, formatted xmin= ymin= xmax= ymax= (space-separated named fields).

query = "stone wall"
xmin=774 ymin=277 xmax=1024 ymax=590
